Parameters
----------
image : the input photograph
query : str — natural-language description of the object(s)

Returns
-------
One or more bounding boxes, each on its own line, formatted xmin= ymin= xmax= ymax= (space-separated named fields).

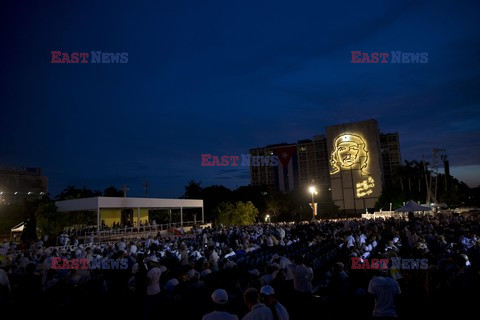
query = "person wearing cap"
xmin=144 ymin=255 xmax=167 ymax=319
xmin=202 ymin=289 xmax=238 ymax=320
xmin=260 ymin=286 xmax=289 ymax=320
xmin=242 ymin=287 xmax=273 ymax=320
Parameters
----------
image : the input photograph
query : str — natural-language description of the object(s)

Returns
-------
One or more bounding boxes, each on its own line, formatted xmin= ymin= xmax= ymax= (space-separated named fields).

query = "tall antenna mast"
xmin=432 ymin=148 xmax=446 ymax=204
xmin=422 ymin=155 xmax=431 ymax=205
xmin=123 ymin=184 xmax=130 ymax=198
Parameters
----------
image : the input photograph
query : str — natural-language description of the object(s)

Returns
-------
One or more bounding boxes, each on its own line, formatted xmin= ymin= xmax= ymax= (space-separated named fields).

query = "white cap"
xmin=260 ymin=285 xmax=275 ymax=296
xmin=149 ymin=256 xmax=159 ymax=263
xmin=211 ymin=289 xmax=228 ymax=304
xmin=270 ymin=254 xmax=280 ymax=261
xmin=248 ymin=269 xmax=260 ymax=277
xmin=186 ymin=268 xmax=200 ymax=280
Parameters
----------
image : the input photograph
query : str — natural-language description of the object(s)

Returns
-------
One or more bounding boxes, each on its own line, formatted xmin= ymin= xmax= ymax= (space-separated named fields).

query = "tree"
xmin=103 ymin=186 xmax=124 ymax=197
xmin=232 ymin=185 xmax=268 ymax=213
xmin=35 ymin=197 xmax=66 ymax=240
xmin=265 ymin=190 xmax=289 ymax=222
xmin=55 ymin=186 xmax=101 ymax=200
xmin=182 ymin=180 xmax=203 ymax=199
xmin=201 ymin=185 xmax=233 ymax=221
xmin=217 ymin=201 xmax=259 ymax=226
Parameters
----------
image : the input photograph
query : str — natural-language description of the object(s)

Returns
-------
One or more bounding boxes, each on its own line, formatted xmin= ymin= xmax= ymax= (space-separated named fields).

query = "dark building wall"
xmin=380 ymin=133 xmax=402 ymax=186
xmin=0 ymin=166 xmax=48 ymax=204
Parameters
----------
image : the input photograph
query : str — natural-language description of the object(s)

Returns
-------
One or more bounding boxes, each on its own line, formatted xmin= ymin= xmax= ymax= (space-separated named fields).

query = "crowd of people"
xmin=59 ymin=219 xmax=163 ymax=242
xmin=0 ymin=212 xmax=479 ymax=319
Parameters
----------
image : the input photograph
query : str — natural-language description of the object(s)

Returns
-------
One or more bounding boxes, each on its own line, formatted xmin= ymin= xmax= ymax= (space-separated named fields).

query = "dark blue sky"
xmin=1 ymin=0 xmax=479 ymax=197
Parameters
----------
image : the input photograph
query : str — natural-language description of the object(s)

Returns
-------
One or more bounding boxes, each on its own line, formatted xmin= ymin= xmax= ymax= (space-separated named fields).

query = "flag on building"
xmin=273 ymin=146 xmax=298 ymax=192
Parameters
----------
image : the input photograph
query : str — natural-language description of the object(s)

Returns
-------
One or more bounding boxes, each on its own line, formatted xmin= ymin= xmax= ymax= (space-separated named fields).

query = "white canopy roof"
xmin=11 ymin=221 xmax=25 ymax=233
xmin=55 ymin=197 xmax=204 ymax=232
xmin=56 ymin=196 xmax=203 ymax=211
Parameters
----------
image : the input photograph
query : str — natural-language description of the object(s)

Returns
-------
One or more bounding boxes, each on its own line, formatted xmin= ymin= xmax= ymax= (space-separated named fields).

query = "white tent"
xmin=10 ymin=221 xmax=25 ymax=233
xmin=10 ymin=221 xmax=25 ymax=240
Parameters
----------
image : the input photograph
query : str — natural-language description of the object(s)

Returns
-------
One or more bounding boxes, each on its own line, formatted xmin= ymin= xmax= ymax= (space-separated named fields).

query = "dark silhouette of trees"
xmin=103 ymin=186 xmax=124 ymax=197
xmin=377 ymin=159 xmax=475 ymax=210
xmin=55 ymin=185 xmax=101 ymax=200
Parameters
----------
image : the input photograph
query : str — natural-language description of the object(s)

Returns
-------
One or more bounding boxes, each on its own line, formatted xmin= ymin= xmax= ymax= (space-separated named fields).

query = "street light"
xmin=265 ymin=214 xmax=270 ymax=223
xmin=309 ymin=186 xmax=317 ymax=221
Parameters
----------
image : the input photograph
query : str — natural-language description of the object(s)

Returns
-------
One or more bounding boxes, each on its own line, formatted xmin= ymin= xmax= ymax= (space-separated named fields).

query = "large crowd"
xmin=0 ymin=212 xmax=479 ymax=319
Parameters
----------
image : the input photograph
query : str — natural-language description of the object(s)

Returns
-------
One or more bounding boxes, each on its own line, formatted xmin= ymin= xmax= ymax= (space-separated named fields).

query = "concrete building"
xmin=326 ymin=119 xmax=383 ymax=213
xmin=380 ymin=132 xmax=402 ymax=186
xmin=250 ymin=143 xmax=298 ymax=192
xmin=0 ymin=166 xmax=48 ymax=204
xmin=250 ymin=119 xmax=402 ymax=213
xmin=297 ymin=135 xmax=331 ymax=189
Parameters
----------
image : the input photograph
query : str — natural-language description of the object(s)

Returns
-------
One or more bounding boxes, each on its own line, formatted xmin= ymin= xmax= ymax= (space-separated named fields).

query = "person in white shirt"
xmin=266 ymin=236 xmax=274 ymax=247
xmin=345 ymin=233 xmax=356 ymax=248
xmin=202 ymin=289 xmax=238 ymax=320
xmin=129 ymin=241 xmax=137 ymax=255
xmin=179 ymin=243 xmax=189 ymax=266
xmin=242 ymin=288 xmax=273 ymax=320
xmin=210 ymin=248 xmax=220 ymax=271
xmin=117 ymin=238 xmax=127 ymax=252
xmin=368 ymin=271 xmax=401 ymax=319
xmin=260 ymin=285 xmax=289 ymax=320
xmin=287 ymin=256 xmax=313 ymax=294
xmin=146 ymin=256 xmax=167 ymax=296
xmin=87 ymin=233 xmax=94 ymax=244
xmin=144 ymin=256 xmax=167 ymax=319
xmin=358 ymin=233 xmax=367 ymax=246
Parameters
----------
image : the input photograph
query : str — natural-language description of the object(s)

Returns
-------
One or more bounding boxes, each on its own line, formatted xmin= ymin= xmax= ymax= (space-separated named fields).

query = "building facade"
xmin=297 ymin=135 xmax=331 ymax=189
xmin=250 ymin=143 xmax=298 ymax=192
xmin=250 ymin=119 xmax=401 ymax=213
xmin=326 ymin=119 xmax=383 ymax=213
xmin=0 ymin=166 xmax=48 ymax=204
xmin=380 ymin=132 xmax=402 ymax=186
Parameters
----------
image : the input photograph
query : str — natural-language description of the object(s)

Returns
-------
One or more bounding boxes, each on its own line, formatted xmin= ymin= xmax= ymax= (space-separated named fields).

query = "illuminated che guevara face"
xmin=337 ymin=141 xmax=360 ymax=168
xmin=330 ymin=133 xmax=375 ymax=198
xmin=331 ymin=133 xmax=368 ymax=174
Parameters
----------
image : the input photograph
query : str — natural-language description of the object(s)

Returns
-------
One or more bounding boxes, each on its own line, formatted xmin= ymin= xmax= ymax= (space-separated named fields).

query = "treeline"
xmin=376 ymin=160 xmax=478 ymax=210
xmin=181 ymin=180 xmax=339 ymax=224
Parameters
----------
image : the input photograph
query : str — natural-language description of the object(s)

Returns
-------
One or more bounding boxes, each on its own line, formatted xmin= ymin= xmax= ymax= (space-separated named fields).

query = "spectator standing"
xmin=368 ymin=270 xmax=401 ymax=319
xmin=202 ymin=289 xmax=238 ymax=320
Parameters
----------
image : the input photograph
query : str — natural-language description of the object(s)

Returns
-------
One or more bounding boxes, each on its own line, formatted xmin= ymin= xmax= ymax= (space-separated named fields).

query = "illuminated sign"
xmin=330 ymin=133 xmax=375 ymax=198
xmin=0 ymin=166 xmax=41 ymax=175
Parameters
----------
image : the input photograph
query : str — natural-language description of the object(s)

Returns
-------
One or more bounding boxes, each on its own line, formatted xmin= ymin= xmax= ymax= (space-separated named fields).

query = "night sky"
xmin=1 ymin=0 xmax=479 ymax=198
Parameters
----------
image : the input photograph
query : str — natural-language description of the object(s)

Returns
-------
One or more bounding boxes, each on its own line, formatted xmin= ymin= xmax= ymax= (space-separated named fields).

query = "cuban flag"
xmin=274 ymin=146 xmax=298 ymax=192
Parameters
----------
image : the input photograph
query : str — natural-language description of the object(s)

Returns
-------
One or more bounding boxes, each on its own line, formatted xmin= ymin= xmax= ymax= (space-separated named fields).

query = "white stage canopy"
xmin=56 ymin=197 xmax=204 ymax=232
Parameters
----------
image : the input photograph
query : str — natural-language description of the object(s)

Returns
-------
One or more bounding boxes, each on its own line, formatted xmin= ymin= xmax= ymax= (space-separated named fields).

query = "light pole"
xmin=389 ymin=203 xmax=392 ymax=212
xmin=309 ymin=186 xmax=317 ymax=221
xmin=265 ymin=214 xmax=270 ymax=223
